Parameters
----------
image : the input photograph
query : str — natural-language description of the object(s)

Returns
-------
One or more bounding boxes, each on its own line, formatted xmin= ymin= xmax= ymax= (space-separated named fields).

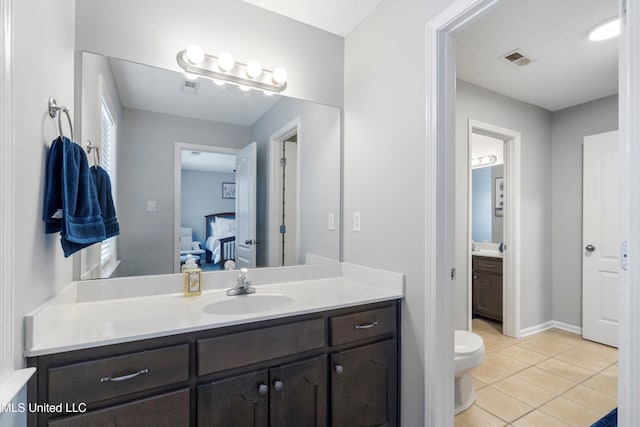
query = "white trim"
xmin=618 ymin=0 xmax=640 ymax=424
xmin=0 ymin=368 xmax=35 ymax=407
xmin=519 ymin=320 xmax=582 ymax=338
xmin=174 ymin=142 xmax=239 ymax=273
xmin=467 ymin=120 xmax=521 ymax=338
xmin=267 ymin=118 xmax=300 ymax=267
xmin=519 ymin=321 xmax=554 ymax=338
xmin=0 ymin=0 xmax=13 ymax=382
xmin=426 ymin=0 xmax=507 ymax=425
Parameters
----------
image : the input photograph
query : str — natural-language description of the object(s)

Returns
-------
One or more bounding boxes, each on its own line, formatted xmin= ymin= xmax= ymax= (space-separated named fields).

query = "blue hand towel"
xmin=90 ymin=165 xmax=120 ymax=239
xmin=43 ymin=136 xmax=106 ymax=257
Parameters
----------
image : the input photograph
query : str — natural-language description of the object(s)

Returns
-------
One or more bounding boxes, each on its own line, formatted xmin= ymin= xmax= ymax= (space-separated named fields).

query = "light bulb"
xmin=272 ymin=67 xmax=288 ymax=85
xmin=184 ymin=72 xmax=198 ymax=81
xmin=239 ymin=85 xmax=251 ymax=92
xmin=263 ymin=90 xmax=274 ymax=96
xmin=213 ymin=79 xmax=225 ymax=86
xmin=588 ymin=18 xmax=620 ymax=41
xmin=185 ymin=45 xmax=205 ymax=65
xmin=217 ymin=52 xmax=235 ymax=71
xmin=246 ymin=60 xmax=263 ymax=78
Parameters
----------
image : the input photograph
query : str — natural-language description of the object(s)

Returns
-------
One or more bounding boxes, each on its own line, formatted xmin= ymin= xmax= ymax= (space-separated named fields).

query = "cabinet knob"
xmin=585 ymin=244 xmax=595 ymax=252
xmin=274 ymin=380 xmax=284 ymax=391
xmin=334 ymin=364 xmax=344 ymax=374
xmin=258 ymin=384 xmax=268 ymax=395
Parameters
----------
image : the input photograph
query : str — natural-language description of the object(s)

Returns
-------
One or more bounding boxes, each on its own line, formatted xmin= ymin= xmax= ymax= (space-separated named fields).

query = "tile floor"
xmin=455 ymin=319 xmax=618 ymax=427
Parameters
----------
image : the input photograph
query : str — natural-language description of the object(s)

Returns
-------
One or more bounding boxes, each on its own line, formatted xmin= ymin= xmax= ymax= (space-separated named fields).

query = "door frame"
xmin=426 ymin=0 xmax=639 ymax=424
xmin=467 ymin=119 xmax=521 ymax=338
xmin=267 ymin=117 xmax=301 ymax=266
xmin=173 ymin=142 xmax=239 ymax=273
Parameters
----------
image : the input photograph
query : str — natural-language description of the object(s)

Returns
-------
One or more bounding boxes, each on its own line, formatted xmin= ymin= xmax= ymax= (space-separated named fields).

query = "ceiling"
xmin=109 ymin=57 xmax=282 ymax=127
xmin=241 ymin=0 xmax=383 ymax=36
xmin=456 ymin=0 xmax=618 ymax=111
xmin=239 ymin=0 xmax=618 ymax=112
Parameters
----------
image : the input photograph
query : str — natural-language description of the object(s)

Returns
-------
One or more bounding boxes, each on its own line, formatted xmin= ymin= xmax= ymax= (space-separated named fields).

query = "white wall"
xmin=75 ymin=0 xmax=344 ymax=107
xmin=13 ymin=0 xmax=76 ymax=369
xmin=455 ymin=80 xmax=553 ymax=331
xmin=343 ymin=1 xmax=455 ymax=425
xmin=551 ymin=94 xmax=618 ymax=327
xmin=250 ymin=97 xmax=341 ymax=267
xmin=117 ymin=108 xmax=249 ymax=277
xmin=181 ymin=170 xmax=236 ymax=244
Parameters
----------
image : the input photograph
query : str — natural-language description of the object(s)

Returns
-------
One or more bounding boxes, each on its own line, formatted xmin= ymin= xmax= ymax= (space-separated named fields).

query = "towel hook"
xmin=86 ymin=140 xmax=101 ymax=166
xmin=48 ymin=97 xmax=74 ymax=141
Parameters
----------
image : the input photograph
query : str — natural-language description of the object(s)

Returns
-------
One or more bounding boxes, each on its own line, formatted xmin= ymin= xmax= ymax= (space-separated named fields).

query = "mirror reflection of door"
xmin=235 ymin=142 xmax=258 ymax=268
xmin=278 ymin=135 xmax=298 ymax=266
xmin=180 ymin=148 xmax=236 ymax=272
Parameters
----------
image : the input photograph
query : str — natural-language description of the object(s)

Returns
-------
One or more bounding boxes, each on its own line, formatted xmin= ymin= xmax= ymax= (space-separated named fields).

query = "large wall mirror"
xmin=78 ymin=52 xmax=341 ymax=280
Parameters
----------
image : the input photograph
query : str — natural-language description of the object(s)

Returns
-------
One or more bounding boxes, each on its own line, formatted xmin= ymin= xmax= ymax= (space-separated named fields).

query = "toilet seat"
xmin=455 ymin=330 xmax=484 ymax=355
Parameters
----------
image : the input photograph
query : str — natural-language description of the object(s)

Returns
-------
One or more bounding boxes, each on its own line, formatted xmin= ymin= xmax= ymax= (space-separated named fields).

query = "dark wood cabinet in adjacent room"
xmin=472 ymin=256 xmax=503 ymax=322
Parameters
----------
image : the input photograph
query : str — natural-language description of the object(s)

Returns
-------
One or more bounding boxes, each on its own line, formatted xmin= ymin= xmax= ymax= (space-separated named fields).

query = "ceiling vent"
xmin=500 ymin=49 xmax=534 ymax=68
xmin=181 ymin=79 xmax=200 ymax=94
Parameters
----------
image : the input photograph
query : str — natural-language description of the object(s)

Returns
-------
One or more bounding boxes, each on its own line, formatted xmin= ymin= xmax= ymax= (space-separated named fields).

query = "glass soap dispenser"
xmin=183 ymin=255 xmax=202 ymax=296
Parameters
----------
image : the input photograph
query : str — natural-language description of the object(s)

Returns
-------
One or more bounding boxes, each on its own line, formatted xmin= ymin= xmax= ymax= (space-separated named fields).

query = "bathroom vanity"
xmin=25 ymin=264 xmax=403 ymax=427
xmin=472 ymin=255 xmax=503 ymax=322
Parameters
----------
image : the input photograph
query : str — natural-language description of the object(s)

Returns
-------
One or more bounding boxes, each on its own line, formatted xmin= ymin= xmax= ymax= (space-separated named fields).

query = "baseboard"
xmin=519 ymin=320 xmax=582 ymax=338
xmin=551 ymin=321 xmax=582 ymax=335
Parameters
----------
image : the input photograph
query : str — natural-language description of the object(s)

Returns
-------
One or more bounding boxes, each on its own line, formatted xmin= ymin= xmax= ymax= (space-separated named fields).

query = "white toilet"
xmin=454 ymin=329 xmax=485 ymax=414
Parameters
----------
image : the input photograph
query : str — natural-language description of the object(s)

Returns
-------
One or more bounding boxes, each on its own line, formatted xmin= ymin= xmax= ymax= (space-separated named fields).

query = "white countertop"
xmin=24 ymin=263 xmax=404 ymax=357
xmin=472 ymin=249 xmax=503 ymax=258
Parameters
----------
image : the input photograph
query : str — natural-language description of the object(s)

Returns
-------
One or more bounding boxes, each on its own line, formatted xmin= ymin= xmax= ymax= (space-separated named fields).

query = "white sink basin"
xmin=202 ymin=293 xmax=296 ymax=315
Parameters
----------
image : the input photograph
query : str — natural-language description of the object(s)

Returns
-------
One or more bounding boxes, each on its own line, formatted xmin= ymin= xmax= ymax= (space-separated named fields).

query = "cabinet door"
xmin=197 ymin=370 xmax=269 ymax=427
xmin=331 ymin=340 xmax=397 ymax=427
xmin=472 ymin=272 xmax=503 ymax=321
xmin=269 ymin=355 xmax=327 ymax=427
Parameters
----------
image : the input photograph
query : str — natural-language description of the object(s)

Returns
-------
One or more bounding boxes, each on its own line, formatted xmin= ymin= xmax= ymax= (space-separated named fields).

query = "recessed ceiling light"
xmin=588 ymin=17 xmax=620 ymax=42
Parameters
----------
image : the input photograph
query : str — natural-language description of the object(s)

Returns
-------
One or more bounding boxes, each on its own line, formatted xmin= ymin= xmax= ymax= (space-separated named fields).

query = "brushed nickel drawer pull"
xmin=354 ymin=320 xmax=379 ymax=330
xmin=100 ymin=368 xmax=149 ymax=383
xmin=483 ymin=264 xmax=495 ymax=268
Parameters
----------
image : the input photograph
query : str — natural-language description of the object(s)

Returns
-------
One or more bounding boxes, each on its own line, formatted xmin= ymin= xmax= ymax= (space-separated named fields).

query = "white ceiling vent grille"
xmin=181 ymin=79 xmax=200 ymax=94
xmin=500 ymin=49 xmax=534 ymax=68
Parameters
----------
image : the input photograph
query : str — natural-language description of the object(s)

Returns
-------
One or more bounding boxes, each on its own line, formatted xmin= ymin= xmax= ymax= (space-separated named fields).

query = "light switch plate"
xmin=353 ymin=212 xmax=362 ymax=232
xmin=146 ymin=200 xmax=157 ymax=213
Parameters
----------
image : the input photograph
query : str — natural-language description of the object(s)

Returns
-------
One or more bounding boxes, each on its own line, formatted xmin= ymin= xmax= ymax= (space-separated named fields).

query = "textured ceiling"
xmin=456 ymin=0 xmax=618 ymax=111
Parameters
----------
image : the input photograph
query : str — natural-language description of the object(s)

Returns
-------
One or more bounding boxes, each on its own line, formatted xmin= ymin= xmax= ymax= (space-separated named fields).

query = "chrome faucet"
xmin=226 ymin=268 xmax=256 ymax=296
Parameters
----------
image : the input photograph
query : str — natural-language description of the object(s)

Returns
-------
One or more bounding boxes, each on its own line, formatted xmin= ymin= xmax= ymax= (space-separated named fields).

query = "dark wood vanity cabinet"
xmin=472 ymin=256 xmax=503 ymax=322
xmin=198 ymin=355 xmax=327 ymax=427
xmin=27 ymin=300 xmax=399 ymax=427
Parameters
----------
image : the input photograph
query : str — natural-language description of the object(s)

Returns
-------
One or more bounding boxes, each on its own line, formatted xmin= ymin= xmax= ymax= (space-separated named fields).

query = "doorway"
xmin=268 ymin=118 xmax=300 ymax=267
xmin=467 ymin=120 xmax=521 ymax=338
xmin=425 ymin=0 xmax=638 ymax=424
xmin=173 ymin=142 xmax=239 ymax=273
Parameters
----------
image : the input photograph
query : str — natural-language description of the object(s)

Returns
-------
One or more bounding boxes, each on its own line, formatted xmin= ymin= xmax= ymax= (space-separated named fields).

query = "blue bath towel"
xmin=43 ymin=136 xmax=106 ymax=256
xmin=90 ymin=165 xmax=119 ymax=239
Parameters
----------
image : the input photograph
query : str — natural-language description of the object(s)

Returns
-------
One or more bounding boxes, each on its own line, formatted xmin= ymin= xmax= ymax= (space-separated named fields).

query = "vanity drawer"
xmin=472 ymin=257 xmax=503 ymax=274
xmin=48 ymin=344 xmax=189 ymax=405
xmin=330 ymin=305 xmax=396 ymax=346
xmin=197 ymin=318 xmax=325 ymax=376
xmin=47 ymin=388 xmax=190 ymax=427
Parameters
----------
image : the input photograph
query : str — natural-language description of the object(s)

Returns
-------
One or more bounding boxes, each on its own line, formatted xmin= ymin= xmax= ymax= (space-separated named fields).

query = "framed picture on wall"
xmin=222 ymin=182 xmax=236 ymax=199
xmin=495 ymin=177 xmax=504 ymax=217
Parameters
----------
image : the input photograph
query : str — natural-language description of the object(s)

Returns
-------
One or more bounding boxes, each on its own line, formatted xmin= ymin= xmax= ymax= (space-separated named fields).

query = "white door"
xmin=235 ymin=142 xmax=257 ymax=268
xmin=582 ymin=130 xmax=619 ymax=347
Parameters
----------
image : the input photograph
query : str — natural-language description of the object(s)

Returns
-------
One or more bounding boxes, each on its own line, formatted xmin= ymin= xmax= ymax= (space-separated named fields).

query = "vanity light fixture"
xmin=588 ymin=17 xmax=620 ymax=41
xmin=177 ymin=45 xmax=288 ymax=93
xmin=471 ymin=155 xmax=497 ymax=168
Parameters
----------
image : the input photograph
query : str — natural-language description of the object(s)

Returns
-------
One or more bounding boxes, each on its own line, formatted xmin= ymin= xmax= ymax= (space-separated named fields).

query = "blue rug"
xmin=591 ymin=408 xmax=617 ymax=427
